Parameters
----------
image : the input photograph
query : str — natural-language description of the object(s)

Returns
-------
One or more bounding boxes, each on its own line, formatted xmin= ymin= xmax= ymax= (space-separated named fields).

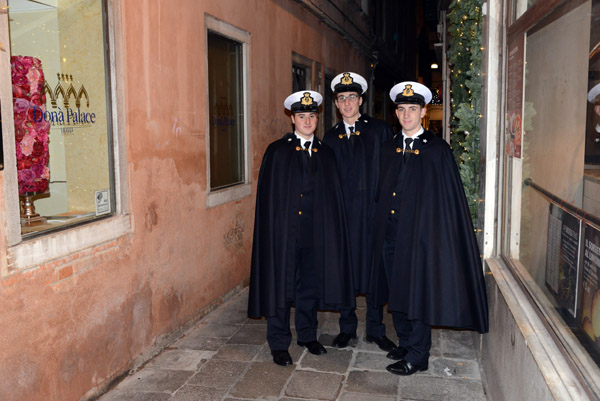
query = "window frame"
xmin=500 ymin=0 xmax=600 ymax=396
xmin=292 ymin=52 xmax=313 ymax=93
xmin=0 ymin=0 xmax=130 ymax=274
xmin=205 ymin=15 xmax=251 ymax=209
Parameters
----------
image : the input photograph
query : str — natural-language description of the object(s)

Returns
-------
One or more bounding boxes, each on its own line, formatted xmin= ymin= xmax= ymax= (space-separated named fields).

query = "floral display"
xmin=11 ymin=55 xmax=50 ymax=195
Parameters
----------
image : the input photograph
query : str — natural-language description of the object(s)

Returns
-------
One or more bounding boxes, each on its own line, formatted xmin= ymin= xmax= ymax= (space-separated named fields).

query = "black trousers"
xmin=338 ymin=298 xmax=385 ymax=338
xmin=267 ymin=246 xmax=318 ymax=351
xmin=383 ymin=215 xmax=431 ymax=366
xmin=392 ymin=311 xmax=431 ymax=366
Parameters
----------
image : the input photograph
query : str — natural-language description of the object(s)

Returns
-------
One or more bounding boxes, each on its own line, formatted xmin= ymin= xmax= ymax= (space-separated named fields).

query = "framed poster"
xmin=545 ymin=203 xmax=583 ymax=317
xmin=580 ymin=223 xmax=600 ymax=348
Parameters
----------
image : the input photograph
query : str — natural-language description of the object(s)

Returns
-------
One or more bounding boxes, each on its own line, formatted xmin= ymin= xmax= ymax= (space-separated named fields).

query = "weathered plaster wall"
xmin=0 ymin=1 xmax=369 ymax=400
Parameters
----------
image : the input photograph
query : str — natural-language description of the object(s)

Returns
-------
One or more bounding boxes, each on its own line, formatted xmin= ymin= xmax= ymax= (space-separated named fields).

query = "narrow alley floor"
xmin=98 ymin=288 xmax=488 ymax=401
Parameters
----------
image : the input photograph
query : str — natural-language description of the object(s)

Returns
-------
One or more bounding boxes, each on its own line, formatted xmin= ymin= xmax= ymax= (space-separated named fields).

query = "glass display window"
xmin=503 ymin=0 xmax=600 ymax=394
xmin=6 ymin=0 xmax=114 ymax=238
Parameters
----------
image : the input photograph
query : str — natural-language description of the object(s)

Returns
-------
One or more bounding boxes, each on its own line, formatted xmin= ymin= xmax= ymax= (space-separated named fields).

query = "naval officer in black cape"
xmin=323 ymin=72 xmax=395 ymax=352
xmin=371 ymin=81 xmax=489 ymax=376
xmin=248 ymin=90 xmax=355 ymax=367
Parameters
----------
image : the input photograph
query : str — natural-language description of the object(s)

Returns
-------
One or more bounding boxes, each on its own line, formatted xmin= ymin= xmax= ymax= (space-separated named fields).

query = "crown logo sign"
xmin=43 ymin=73 xmax=90 ymax=109
xmin=401 ymin=84 xmax=415 ymax=97
xmin=301 ymin=92 xmax=314 ymax=106
xmin=341 ymin=73 xmax=353 ymax=85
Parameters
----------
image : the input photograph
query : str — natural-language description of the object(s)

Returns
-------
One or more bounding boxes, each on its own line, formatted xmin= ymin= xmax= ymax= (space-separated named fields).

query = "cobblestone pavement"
xmin=98 ymin=288 xmax=488 ymax=401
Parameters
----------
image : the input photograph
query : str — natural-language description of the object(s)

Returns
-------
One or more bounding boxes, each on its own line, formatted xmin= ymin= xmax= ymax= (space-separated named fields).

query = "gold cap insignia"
xmin=402 ymin=84 xmax=415 ymax=97
xmin=301 ymin=92 xmax=314 ymax=106
xmin=341 ymin=73 xmax=353 ymax=85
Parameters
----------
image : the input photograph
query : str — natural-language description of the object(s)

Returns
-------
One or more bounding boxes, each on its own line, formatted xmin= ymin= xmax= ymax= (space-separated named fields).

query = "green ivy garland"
xmin=447 ymin=0 xmax=482 ymax=229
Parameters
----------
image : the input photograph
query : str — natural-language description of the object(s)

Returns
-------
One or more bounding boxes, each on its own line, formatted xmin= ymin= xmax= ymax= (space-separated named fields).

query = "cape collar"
xmin=393 ymin=129 xmax=435 ymax=147
xmin=285 ymin=132 xmax=322 ymax=151
xmin=335 ymin=114 xmax=372 ymax=131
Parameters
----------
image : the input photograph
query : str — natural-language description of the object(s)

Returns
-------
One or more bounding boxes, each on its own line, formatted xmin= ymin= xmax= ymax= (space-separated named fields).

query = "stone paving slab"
xmin=185 ymin=322 xmax=242 ymax=338
xmin=353 ymin=351 xmax=392 ymax=371
xmin=188 ymin=359 xmax=249 ymax=389
xmin=201 ymin=299 xmax=248 ymax=325
xmin=212 ymin=343 xmax=261 ymax=361
xmin=344 ymin=370 xmax=398 ymax=395
xmin=99 ymin=391 xmax=172 ymax=401
xmin=319 ymin=319 xmax=342 ymax=336
xmin=338 ymin=393 xmax=397 ymax=401
xmin=430 ymin=357 xmax=481 ymax=380
xmin=318 ymin=332 xmax=340 ymax=347
xmin=398 ymin=375 xmax=487 ymax=401
xmin=429 ymin=329 xmax=443 ymax=357
xmin=280 ymin=398 xmax=326 ymax=401
xmin=229 ymin=361 xmax=294 ymax=399
xmin=174 ymin=332 xmax=228 ymax=351
xmin=98 ymin=289 xmax=488 ymax=401
xmin=227 ymin=323 xmax=268 ymax=345
xmin=298 ymin=347 xmax=352 ymax=373
xmin=146 ymin=349 xmax=213 ymax=371
xmin=285 ymin=370 xmax=344 ymax=400
xmin=170 ymin=386 xmax=228 ymax=401
xmin=111 ymin=368 xmax=193 ymax=393
xmin=439 ymin=329 xmax=477 ymax=360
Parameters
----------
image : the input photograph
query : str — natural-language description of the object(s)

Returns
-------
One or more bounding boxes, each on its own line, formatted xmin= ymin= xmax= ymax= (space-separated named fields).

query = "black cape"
xmin=323 ymin=115 xmax=393 ymax=294
xmin=248 ymin=133 xmax=355 ymax=318
xmin=371 ymin=130 xmax=489 ymax=333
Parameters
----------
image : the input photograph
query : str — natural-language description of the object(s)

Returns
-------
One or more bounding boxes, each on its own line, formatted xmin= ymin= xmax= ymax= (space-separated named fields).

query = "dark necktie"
xmin=304 ymin=140 xmax=311 ymax=156
xmin=302 ymin=140 xmax=311 ymax=171
xmin=404 ymin=138 xmax=413 ymax=161
xmin=348 ymin=126 xmax=356 ymax=148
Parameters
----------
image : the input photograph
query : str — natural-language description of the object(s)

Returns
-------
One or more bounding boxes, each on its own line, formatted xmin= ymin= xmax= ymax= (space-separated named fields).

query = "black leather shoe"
xmin=271 ymin=350 xmax=293 ymax=366
xmin=331 ymin=332 xmax=357 ymax=348
xmin=365 ymin=335 xmax=397 ymax=352
xmin=386 ymin=360 xmax=428 ymax=376
xmin=386 ymin=346 xmax=408 ymax=360
xmin=297 ymin=340 xmax=327 ymax=355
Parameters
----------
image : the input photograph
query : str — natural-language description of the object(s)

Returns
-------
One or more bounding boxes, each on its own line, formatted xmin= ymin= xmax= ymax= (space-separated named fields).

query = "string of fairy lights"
xmin=447 ymin=0 xmax=483 ymax=229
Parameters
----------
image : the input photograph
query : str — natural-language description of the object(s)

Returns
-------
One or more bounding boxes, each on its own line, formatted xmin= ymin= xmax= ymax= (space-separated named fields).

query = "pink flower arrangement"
xmin=11 ymin=55 xmax=50 ymax=195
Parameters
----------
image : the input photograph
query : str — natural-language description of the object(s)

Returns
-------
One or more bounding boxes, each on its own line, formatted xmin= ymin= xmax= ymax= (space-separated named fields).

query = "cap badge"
xmin=341 ymin=73 xmax=353 ymax=85
xmin=301 ymin=92 xmax=314 ymax=106
xmin=402 ymin=84 xmax=415 ymax=97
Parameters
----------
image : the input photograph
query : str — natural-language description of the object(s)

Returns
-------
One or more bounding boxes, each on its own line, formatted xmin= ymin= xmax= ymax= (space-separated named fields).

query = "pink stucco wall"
xmin=0 ymin=1 xmax=368 ymax=400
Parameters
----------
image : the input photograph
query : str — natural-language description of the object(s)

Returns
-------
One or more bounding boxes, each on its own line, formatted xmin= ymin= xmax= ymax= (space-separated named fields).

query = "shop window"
xmin=4 ymin=0 xmax=114 ymax=238
xmin=205 ymin=16 xmax=250 ymax=207
xmin=502 ymin=0 xmax=600 ymax=394
xmin=0 ymin=0 xmax=129 ymax=270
